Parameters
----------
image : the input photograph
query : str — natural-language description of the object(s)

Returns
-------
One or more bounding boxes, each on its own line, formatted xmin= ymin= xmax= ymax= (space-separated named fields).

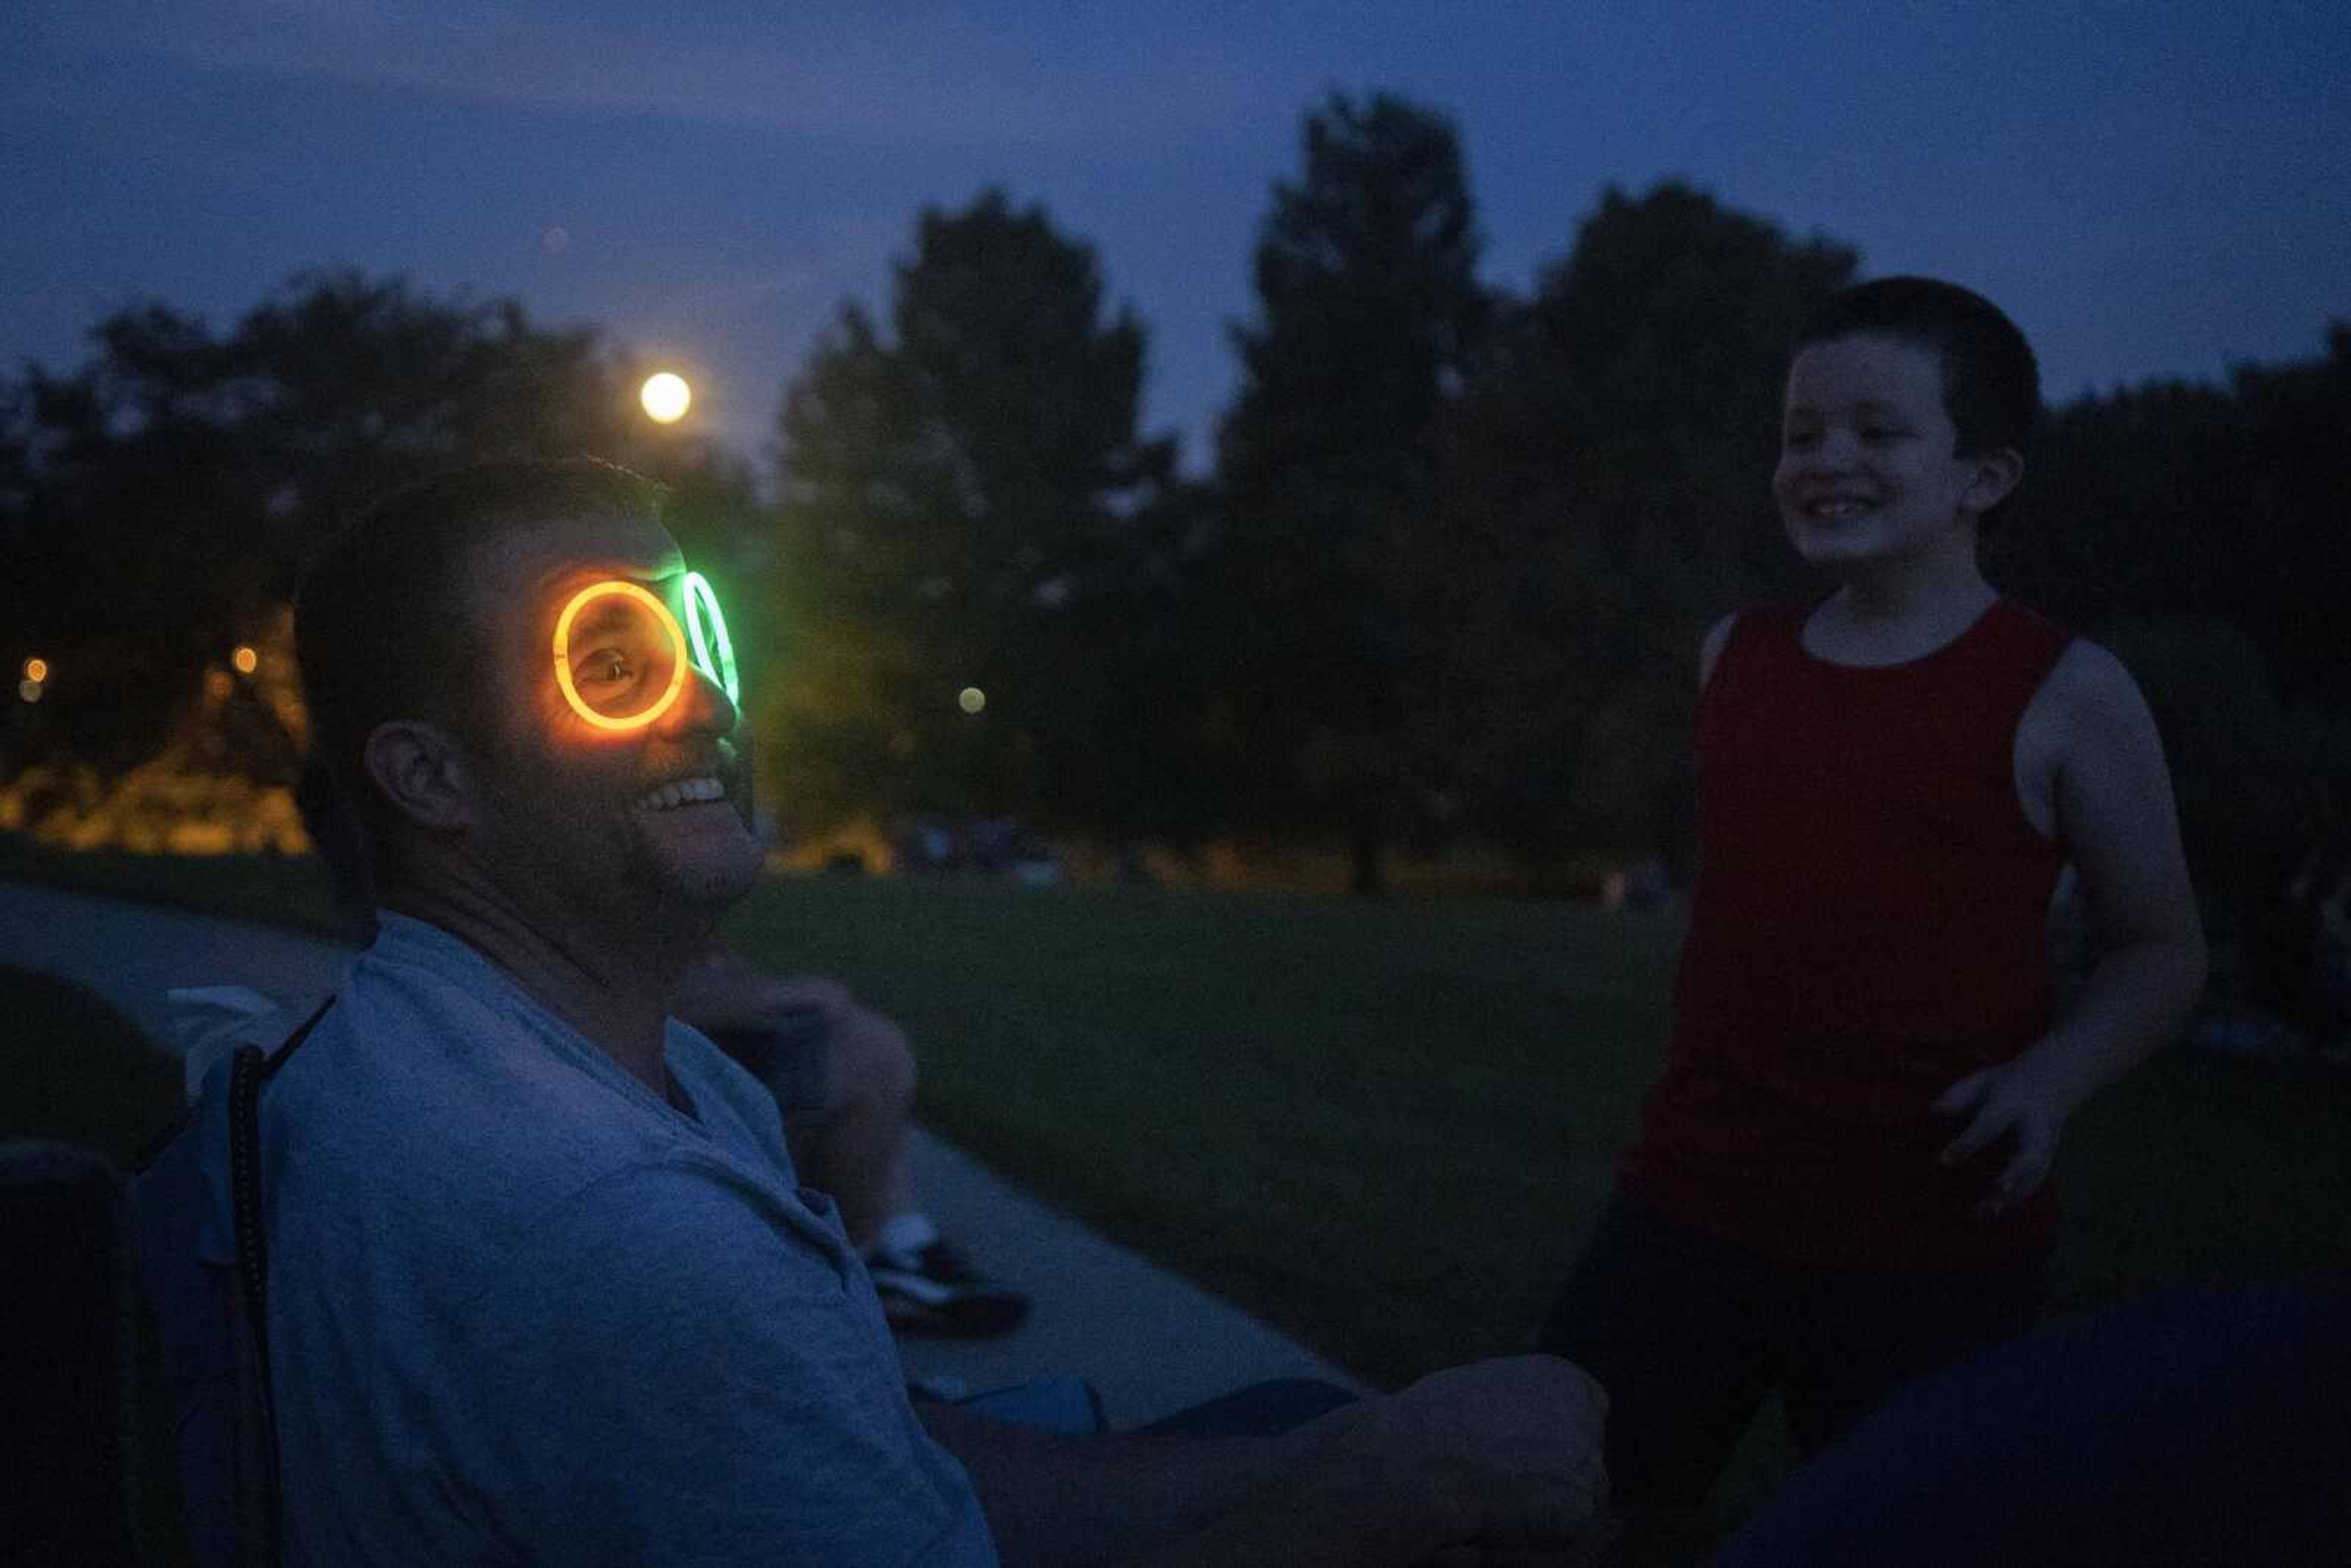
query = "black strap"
xmin=228 ymin=997 xmax=334 ymax=1345
xmin=226 ymin=996 xmax=332 ymax=1568
xmin=227 ymin=1046 xmax=273 ymax=1387
xmin=257 ymin=997 xmax=336 ymax=1087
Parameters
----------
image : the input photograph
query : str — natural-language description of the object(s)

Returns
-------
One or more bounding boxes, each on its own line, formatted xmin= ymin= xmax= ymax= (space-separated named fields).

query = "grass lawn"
xmin=7 ymin=839 xmax=2349 ymax=1551
xmin=0 ymin=835 xmax=347 ymax=937
xmin=716 ymin=872 xmax=1681 ymax=1389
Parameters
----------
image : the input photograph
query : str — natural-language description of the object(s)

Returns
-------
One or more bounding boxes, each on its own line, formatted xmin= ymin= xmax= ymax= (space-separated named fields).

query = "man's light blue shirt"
xmin=259 ymin=913 xmax=997 ymax=1565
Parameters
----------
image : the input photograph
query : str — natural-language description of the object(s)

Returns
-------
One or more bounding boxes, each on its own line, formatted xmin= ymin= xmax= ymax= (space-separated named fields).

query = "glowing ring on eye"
xmin=551 ymin=580 xmax=689 ymax=731
xmin=681 ymin=571 xmax=738 ymax=705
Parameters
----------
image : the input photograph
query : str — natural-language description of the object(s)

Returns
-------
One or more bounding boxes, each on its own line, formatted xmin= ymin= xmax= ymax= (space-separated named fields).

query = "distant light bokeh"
xmin=640 ymin=372 xmax=692 ymax=424
xmin=23 ymin=656 xmax=48 ymax=683
xmin=231 ymin=645 xmax=258 ymax=674
xmin=958 ymin=687 xmax=986 ymax=715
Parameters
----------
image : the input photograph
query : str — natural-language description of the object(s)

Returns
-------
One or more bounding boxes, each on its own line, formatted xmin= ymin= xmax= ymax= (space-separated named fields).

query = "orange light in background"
xmin=22 ymin=656 xmax=48 ymax=683
xmin=204 ymin=669 xmax=234 ymax=702
xmin=231 ymin=645 xmax=259 ymax=675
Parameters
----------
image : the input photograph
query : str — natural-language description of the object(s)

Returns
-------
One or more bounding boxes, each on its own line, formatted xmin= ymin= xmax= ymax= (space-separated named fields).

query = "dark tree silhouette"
xmin=771 ymin=189 xmax=1177 ymax=835
xmin=1211 ymin=90 xmax=1488 ymax=892
xmin=1408 ymin=182 xmax=1854 ymax=870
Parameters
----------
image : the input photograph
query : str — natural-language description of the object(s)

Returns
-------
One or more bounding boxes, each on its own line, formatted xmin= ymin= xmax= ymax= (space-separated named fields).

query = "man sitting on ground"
xmin=157 ymin=457 xmax=1608 ymax=1565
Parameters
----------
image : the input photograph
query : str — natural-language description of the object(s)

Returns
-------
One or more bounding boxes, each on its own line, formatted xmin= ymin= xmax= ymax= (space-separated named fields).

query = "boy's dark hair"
xmin=1793 ymin=276 xmax=2041 ymax=529
xmin=293 ymin=456 xmax=664 ymax=890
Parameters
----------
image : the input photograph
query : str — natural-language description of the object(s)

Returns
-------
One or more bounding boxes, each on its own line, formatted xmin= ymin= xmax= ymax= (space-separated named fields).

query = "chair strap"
xmin=225 ymin=996 xmax=332 ymax=1568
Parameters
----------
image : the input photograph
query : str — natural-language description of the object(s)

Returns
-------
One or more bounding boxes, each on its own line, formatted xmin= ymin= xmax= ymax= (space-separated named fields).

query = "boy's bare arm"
xmin=918 ymin=1355 xmax=1609 ymax=1567
xmin=2012 ymin=642 xmax=2208 ymax=1096
xmin=1938 ymin=642 xmax=2208 ymax=1212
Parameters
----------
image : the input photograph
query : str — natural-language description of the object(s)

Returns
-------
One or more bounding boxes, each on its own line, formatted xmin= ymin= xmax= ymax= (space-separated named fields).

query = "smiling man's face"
xmin=460 ymin=511 xmax=763 ymax=927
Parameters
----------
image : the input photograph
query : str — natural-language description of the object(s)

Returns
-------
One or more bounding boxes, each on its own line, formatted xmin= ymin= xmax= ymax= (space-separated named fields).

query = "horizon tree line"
xmin=2 ymin=90 xmax=2345 ymax=938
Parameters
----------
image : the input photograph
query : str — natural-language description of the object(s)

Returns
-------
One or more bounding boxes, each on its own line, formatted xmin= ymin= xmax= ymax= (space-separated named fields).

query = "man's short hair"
xmin=293 ymin=457 xmax=664 ymax=885
xmin=1793 ymin=277 xmax=2041 ymax=529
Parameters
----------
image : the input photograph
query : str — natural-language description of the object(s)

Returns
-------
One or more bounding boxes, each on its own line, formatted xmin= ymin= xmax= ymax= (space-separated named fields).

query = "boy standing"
xmin=1540 ymin=278 xmax=2206 ymax=1517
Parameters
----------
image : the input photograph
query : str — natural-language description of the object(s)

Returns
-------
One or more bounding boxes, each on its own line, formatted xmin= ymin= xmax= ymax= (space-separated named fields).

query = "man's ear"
xmin=1964 ymin=446 xmax=2025 ymax=516
xmin=362 ymin=720 xmax=480 ymax=833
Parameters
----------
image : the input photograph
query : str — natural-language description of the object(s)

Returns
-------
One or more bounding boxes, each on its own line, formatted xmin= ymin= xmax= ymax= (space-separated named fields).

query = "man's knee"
xmin=832 ymin=1008 xmax=917 ymax=1112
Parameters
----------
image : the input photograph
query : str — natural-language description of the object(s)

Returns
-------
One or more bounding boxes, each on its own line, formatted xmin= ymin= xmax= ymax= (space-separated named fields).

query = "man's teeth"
xmin=638 ymin=777 xmax=726 ymax=811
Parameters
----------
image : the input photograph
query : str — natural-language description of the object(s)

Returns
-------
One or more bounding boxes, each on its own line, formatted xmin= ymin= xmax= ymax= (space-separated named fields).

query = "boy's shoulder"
xmin=1699 ymin=600 xmax=1811 ymax=688
xmin=2015 ymin=632 xmax=2166 ymax=830
xmin=1700 ymin=611 xmax=1740 ymax=688
xmin=2025 ymin=634 xmax=2147 ymax=729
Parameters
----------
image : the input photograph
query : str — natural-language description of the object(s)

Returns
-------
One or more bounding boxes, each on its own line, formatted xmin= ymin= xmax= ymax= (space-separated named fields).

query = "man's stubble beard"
xmin=626 ymin=825 xmax=763 ymax=914
xmin=478 ymin=731 xmax=762 ymax=932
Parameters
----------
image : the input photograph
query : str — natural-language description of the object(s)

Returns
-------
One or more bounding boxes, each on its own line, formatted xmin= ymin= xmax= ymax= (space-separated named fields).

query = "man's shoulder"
xmin=266 ymin=955 xmax=768 ymax=1246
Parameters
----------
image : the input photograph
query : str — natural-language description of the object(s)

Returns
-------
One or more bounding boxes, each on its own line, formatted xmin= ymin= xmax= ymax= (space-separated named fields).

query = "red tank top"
xmin=1619 ymin=598 xmax=2072 ymax=1266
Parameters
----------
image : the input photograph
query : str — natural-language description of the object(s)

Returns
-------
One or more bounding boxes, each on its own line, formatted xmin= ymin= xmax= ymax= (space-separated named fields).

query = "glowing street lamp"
xmin=640 ymin=372 xmax=692 ymax=424
xmin=231 ymin=645 xmax=259 ymax=675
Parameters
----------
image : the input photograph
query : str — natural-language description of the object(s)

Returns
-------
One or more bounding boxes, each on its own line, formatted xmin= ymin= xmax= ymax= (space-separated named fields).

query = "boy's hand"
xmin=1932 ymin=1057 xmax=2082 ymax=1220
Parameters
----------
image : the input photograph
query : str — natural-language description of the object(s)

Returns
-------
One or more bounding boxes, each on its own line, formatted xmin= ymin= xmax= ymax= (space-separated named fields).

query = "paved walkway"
xmin=1 ymin=879 xmax=1362 ymax=1425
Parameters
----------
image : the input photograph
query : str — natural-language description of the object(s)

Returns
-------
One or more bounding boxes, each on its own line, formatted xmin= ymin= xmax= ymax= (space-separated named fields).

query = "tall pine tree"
xmin=1212 ymin=91 xmax=1487 ymax=892
xmin=771 ymin=190 xmax=1174 ymax=833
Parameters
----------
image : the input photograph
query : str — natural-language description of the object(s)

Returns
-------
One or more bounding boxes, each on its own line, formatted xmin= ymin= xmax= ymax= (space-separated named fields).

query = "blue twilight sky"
xmin=4 ymin=2 xmax=2346 ymax=476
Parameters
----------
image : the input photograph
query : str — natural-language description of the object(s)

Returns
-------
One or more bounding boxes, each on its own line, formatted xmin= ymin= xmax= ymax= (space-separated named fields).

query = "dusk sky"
xmin=6 ymin=2 xmax=2345 ymax=475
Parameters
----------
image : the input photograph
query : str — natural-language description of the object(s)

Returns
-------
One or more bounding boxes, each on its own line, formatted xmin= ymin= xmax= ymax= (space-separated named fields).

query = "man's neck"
xmin=381 ymin=874 xmax=709 ymax=1097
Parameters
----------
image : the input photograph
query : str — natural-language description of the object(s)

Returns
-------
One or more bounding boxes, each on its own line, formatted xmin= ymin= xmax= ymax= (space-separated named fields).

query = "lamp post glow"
xmin=640 ymin=372 xmax=692 ymax=424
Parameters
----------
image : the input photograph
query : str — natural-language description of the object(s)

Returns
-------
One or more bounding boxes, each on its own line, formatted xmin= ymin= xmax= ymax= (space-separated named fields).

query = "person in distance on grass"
xmin=300 ymin=761 xmax=1032 ymax=1341
xmin=169 ymin=456 xmax=1608 ymax=1565
xmin=1537 ymin=278 xmax=2207 ymax=1531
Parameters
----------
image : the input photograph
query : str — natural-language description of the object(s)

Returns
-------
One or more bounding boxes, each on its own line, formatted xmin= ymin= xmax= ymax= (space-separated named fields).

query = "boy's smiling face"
xmin=1773 ymin=332 xmax=2016 ymax=577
